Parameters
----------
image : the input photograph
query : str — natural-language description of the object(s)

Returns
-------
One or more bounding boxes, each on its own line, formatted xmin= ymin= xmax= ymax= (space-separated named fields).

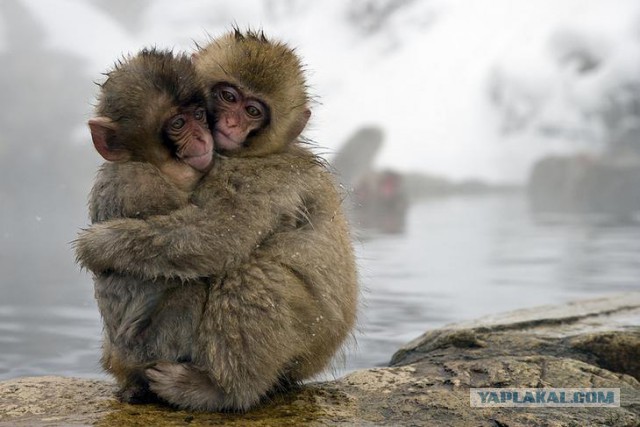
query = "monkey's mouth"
xmin=183 ymin=150 xmax=213 ymax=171
xmin=214 ymin=129 xmax=243 ymax=151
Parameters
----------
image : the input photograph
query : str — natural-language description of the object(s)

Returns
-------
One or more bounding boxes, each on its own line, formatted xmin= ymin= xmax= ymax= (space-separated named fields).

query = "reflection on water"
xmin=0 ymin=304 xmax=102 ymax=379
xmin=348 ymin=193 xmax=640 ymax=371
xmin=0 ymin=269 xmax=104 ymax=380
xmin=2 ymin=193 xmax=640 ymax=380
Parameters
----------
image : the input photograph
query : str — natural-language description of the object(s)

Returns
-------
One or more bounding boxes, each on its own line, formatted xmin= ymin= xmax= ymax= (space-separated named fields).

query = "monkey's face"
xmin=210 ymin=84 xmax=268 ymax=152
xmin=164 ymin=105 xmax=214 ymax=172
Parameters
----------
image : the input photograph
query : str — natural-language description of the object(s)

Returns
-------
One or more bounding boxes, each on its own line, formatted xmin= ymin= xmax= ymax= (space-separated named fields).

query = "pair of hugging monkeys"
xmin=74 ymin=29 xmax=358 ymax=412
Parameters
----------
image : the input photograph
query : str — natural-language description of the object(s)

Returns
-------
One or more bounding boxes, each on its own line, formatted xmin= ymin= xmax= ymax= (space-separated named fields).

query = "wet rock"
xmin=391 ymin=292 xmax=640 ymax=426
xmin=2 ymin=292 xmax=640 ymax=426
xmin=570 ymin=331 xmax=640 ymax=380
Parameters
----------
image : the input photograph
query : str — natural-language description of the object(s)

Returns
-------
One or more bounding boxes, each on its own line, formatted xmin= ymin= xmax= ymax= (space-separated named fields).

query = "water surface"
xmin=1 ymin=193 xmax=639 ymax=380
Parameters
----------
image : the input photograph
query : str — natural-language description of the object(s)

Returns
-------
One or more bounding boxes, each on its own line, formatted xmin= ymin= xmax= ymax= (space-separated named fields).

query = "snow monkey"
xmin=83 ymin=48 xmax=214 ymax=403
xmin=76 ymin=30 xmax=358 ymax=412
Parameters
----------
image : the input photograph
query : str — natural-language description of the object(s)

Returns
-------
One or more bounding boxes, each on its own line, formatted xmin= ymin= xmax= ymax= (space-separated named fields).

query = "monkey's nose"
xmin=226 ymin=114 xmax=240 ymax=127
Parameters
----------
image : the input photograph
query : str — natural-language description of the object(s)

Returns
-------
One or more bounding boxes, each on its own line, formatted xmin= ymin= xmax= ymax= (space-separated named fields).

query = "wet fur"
xmin=78 ymin=150 xmax=358 ymax=411
xmin=76 ymin=32 xmax=358 ymax=412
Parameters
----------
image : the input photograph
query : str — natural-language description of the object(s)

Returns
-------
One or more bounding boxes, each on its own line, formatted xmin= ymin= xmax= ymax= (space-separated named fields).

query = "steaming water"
xmin=1 ymin=192 xmax=640 ymax=381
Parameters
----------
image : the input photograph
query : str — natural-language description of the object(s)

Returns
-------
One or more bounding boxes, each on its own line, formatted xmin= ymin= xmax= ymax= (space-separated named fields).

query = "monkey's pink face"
xmin=166 ymin=106 xmax=214 ymax=171
xmin=212 ymin=84 xmax=268 ymax=152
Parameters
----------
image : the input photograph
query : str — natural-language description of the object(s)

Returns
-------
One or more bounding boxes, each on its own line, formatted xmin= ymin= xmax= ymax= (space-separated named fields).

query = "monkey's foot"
xmin=146 ymin=362 xmax=226 ymax=411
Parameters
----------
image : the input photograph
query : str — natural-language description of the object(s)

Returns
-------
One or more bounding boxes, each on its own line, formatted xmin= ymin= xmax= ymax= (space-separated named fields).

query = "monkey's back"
xmin=193 ymin=149 xmax=358 ymax=386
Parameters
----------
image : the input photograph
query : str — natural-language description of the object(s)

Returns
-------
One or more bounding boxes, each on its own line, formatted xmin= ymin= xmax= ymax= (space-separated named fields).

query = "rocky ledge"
xmin=1 ymin=292 xmax=639 ymax=426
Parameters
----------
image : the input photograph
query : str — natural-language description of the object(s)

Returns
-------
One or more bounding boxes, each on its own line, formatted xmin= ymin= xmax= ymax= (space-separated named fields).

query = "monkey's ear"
xmin=88 ymin=117 xmax=130 ymax=162
xmin=287 ymin=108 xmax=311 ymax=141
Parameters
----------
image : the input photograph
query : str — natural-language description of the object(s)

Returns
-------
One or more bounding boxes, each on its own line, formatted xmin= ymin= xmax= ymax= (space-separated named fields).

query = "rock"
xmin=527 ymin=154 xmax=591 ymax=213
xmin=2 ymin=293 xmax=640 ymax=426
xmin=574 ymin=160 xmax=640 ymax=217
xmin=391 ymin=291 xmax=640 ymax=426
xmin=528 ymin=154 xmax=640 ymax=218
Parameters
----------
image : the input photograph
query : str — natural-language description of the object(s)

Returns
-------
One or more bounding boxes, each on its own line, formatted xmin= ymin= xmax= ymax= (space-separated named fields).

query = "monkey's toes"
xmin=146 ymin=362 xmax=228 ymax=411
xmin=146 ymin=362 xmax=187 ymax=389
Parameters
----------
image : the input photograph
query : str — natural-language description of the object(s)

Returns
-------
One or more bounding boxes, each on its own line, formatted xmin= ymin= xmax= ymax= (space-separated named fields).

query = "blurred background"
xmin=1 ymin=0 xmax=640 ymax=381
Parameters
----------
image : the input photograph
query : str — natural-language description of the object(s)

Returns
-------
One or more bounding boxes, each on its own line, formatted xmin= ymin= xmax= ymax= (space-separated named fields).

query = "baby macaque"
xmin=76 ymin=30 xmax=358 ymax=412
xmin=85 ymin=48 xmax=213 ymax=402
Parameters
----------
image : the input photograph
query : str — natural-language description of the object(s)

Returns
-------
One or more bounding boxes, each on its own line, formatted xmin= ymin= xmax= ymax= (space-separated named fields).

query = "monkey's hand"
xmin=74 ymin=202 xmax=280 ymax=281
xmin=74 ymin=222 xmax=141 ymax=276
xmin=75 ymin=206 xmax=210 ymax=280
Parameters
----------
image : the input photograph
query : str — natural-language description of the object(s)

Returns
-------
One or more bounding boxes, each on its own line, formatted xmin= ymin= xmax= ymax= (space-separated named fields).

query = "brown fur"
xmin=195 ymin=29 xmax=310 ymax=157
xmin=84 ymin=48 xmax=212 ymax=404
xmin=75 ymin=31 xmax=358 ymax=412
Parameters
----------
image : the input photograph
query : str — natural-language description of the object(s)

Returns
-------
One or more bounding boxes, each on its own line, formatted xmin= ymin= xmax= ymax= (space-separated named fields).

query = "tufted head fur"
xmin=194 ymin=29 xmax=311 ymax=157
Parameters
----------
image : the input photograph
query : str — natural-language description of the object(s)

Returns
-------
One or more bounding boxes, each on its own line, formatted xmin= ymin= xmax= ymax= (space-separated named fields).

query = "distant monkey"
xmin=76 ymin=30 xmax=358 ymax=412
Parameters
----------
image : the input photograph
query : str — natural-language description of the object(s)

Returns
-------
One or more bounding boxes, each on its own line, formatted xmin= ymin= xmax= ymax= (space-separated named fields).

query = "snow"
xmin=6 ymin=0 xmax=640 ymax=183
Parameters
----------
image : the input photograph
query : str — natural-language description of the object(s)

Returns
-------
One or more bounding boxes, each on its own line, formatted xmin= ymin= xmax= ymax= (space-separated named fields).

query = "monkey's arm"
xmin=76 ymin=158 xmax=309 ymax=280
xmin=76 ymin=206 xmax=276 ymax=281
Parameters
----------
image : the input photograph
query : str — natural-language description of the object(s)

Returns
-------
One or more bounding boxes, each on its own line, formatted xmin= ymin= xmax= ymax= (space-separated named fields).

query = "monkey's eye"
xmin=194 ymin=108 xmax=206 ymax=122
xmin=245 ymin=102 xmax=265 ymax=119
xmin=220 ymin=89 xmax=237 ymax=103
xmin=171 ymin=117 xmax=186 ymax=130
